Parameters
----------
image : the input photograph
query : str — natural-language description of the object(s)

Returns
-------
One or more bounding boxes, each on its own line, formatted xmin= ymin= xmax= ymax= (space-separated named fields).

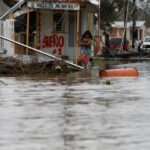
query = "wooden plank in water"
xmin=0 ymin=35 xmax=84 ymax=70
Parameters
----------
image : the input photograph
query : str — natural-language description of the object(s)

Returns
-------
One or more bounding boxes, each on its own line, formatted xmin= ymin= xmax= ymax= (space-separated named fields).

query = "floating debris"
xmin=0 ymin=57 xmax=78 ymax=76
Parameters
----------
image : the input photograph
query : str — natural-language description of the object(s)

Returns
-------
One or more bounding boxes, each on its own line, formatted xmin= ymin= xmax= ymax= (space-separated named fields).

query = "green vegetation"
xmin=99 ymin=0 xmax=150 ymax=29
xmin=100 ymin=0 xmax=125 ymax=29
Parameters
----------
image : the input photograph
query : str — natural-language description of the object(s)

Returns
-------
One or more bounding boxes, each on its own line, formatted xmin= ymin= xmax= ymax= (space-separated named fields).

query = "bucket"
xmin=99 ymin=68 xmax=139 ymax=78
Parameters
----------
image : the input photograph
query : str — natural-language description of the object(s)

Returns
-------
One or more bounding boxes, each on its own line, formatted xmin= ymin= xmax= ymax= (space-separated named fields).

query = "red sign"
xmin=42 ymin=34 xmax=65 ymax=55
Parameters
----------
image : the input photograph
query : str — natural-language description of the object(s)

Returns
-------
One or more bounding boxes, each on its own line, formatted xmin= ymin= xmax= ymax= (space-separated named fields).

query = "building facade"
xmin=0 ymin=0 xmax=99 ymax=61
xmin=110 ymin=21 xmax=148 ymax=46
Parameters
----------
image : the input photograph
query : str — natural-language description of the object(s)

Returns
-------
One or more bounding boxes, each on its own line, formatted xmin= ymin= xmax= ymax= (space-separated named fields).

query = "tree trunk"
xmin=132 ymin=0 xmax=136 ymax=48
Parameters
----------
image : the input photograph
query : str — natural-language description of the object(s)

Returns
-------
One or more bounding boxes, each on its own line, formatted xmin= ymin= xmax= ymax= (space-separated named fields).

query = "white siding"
xmin=0 ymin=1 xmax=9 ymax=17
xmin=3 ymin=19 xmax=15 ymax=56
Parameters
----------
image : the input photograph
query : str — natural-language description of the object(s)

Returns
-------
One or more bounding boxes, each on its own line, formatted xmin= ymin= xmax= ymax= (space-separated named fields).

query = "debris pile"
xmin=0 ymin=57 xmax=78 ymax=76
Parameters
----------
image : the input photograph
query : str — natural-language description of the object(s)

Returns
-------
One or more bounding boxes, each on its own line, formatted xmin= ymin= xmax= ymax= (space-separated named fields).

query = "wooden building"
xmin=0 ymin=0 xmax=99 ymax=61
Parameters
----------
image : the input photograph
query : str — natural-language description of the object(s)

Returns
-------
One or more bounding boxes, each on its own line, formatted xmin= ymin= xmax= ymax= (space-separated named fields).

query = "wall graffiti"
xmin=42 ymin=34 xmax=65 ymax=55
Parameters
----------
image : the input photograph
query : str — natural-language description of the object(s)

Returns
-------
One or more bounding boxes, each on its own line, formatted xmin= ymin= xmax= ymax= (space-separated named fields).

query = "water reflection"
xmin=0 ymin=62 xmax=150 ymax=150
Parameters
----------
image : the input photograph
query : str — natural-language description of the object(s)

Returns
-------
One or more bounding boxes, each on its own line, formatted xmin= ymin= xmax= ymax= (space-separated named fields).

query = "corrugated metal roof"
xmin=128 ymin=21 xmax=146 ymax=28
xmin=112 ymin=21 xmax=146 ymax=28
xmin=112 ymin=21 xmax=127 ymax=28
xmin=88 ymin=0 xmax=99 ymax=6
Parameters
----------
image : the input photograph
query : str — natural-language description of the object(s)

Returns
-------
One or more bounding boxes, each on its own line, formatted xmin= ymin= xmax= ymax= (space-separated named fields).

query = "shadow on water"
xmin=0 ymin=61 xmax=150 ymax=150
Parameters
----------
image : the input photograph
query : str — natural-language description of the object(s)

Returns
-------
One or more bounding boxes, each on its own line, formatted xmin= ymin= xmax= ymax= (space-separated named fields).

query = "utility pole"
xmin=26 ymin=0 xmax=30 ymax=55
xmin=124 ymin=0 xmax=128 ymax=47
xmin=98 ymin=0 xmax=101 ymax=36
xmin=132 ymin=0 xmax=136 ymax=48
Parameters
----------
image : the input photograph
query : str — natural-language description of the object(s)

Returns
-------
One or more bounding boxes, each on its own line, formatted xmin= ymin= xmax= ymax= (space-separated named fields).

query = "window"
xmin=53 ymin=13 xmax=64 ymax=32
xmin=69 ymin=13 xmax=75 ymax=47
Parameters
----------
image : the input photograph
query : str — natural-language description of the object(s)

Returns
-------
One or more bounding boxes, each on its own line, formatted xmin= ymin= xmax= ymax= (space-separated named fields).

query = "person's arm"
xmin=76 ymin=36 xmax=82 ymax=45
xmin=82 ymin=38 xmax=92 ymax=46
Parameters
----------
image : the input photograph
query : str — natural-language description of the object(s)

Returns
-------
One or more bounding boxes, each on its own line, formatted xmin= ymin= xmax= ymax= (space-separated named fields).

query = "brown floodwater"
xmin=0 ymin=62 xmax=150 ymax=150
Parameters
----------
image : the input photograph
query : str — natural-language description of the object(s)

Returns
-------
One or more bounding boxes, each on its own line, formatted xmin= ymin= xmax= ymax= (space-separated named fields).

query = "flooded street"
xmin=0 ymin=62 xmax=150 ymax=150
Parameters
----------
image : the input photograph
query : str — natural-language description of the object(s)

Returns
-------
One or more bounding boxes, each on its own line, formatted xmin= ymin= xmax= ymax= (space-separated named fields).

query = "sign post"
xmin=75 ymin=10 xmax=80 ymax=64
xmin=26 ymin=7 xmax=30 ymax=55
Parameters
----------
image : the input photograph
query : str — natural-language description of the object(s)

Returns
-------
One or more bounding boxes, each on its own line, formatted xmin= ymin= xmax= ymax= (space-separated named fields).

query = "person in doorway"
xmin=135 ymin=39 xmax=143 ymax=52
xmin=138 ymin=39 xmax=142 ymax=52
xmin=77 ymin=30 xmax=93 ymax=68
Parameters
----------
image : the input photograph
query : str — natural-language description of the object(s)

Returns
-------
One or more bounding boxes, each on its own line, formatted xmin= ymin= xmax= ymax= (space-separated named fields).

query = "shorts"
xmin=79 ymin=47 xmax=91 ymax=65
xmin=80 ymin=47 xmax=91 ymax=56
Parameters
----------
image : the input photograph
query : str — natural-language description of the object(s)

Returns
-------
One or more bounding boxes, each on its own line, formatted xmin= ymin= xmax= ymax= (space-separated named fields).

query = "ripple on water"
xmin=0 ymin=62 xmax=150 ymax=150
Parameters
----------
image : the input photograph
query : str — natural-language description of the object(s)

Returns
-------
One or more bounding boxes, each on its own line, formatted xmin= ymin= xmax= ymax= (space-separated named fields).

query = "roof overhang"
xmin=88 ymin=0 xmax=99 ymax=6
xmin=112 ymin=21 xmax=146 ymax=29
xmin=0 ymin=0 xmax=25 ymax=20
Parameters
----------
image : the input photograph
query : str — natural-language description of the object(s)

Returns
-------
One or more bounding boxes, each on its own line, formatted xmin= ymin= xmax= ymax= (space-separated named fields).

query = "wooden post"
xmin=36 ymin=10 xmax=38 ymax=49
xmin=121 ymin=0 xmax=129 ymax=53
xmin=132 ymin=0 xmax=136 ymax=48
xmin=75 ymin=10 xmax=80 ymax=64
xmin=26 ymin=7 xmax=30 ymax=55
xmin=91 ymin=14 xmax=94 ymax=57
xmin=8 ymin=13 xmax=14 ymax=19
xmin=34 ymin=10 xmax=39 ymax=62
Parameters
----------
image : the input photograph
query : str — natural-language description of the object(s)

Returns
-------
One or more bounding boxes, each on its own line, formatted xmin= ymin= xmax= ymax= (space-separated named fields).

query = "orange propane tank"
xmin=99 ymin=68 xmax=139 ymax=78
